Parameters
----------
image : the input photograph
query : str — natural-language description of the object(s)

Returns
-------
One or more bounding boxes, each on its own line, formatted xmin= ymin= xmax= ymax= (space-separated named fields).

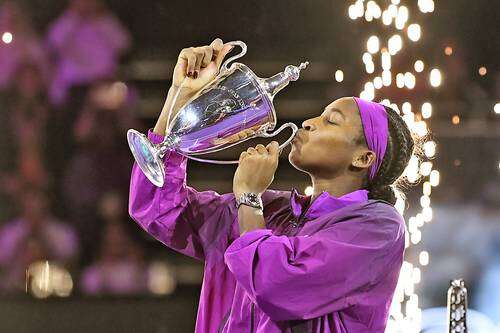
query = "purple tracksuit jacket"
xmin=128 ymin=130 xmax=405 ymax=333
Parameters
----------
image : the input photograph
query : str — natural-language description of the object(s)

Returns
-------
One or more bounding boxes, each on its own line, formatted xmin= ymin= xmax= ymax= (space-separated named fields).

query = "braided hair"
xmin=357 ymin=106 xmax=418 ymax=206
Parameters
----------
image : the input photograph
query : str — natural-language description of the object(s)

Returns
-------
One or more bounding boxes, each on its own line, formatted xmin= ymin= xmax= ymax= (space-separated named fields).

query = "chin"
xmin=288 ymin=149 xmax=305 ymax=171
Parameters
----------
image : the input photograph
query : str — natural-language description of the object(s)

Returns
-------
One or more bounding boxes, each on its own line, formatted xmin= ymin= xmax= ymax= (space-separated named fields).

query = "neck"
xmin=309 ymin=173 xmax=365 ymax=201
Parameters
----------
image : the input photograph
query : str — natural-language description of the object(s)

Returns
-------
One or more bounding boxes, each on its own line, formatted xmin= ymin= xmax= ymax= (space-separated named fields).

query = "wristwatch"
xmin=236 ymin=192 xmax=263 ymax=210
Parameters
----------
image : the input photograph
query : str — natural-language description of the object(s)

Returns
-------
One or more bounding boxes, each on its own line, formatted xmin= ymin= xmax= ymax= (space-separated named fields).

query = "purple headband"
xmin=353 ymin=97 xmax=389 ymax=181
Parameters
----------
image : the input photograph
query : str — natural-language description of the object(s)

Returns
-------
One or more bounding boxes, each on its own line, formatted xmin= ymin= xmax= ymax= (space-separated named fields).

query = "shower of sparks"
xmin=347 ymin=1 xmax=439 ymax=332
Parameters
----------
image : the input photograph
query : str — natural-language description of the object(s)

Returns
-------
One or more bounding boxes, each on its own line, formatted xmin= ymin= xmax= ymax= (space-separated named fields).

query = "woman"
xmin=129 ymin=38 xmax=414 ymax=332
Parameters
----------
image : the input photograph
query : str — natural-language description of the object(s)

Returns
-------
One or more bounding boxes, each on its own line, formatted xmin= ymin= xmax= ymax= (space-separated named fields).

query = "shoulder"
xmin=321 ymin=200 xmax=405 ymax=242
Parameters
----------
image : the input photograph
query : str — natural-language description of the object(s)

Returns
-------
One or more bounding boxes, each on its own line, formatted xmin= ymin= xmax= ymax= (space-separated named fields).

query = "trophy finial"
xmin=284 ymin=61 xmax=309 ymax=82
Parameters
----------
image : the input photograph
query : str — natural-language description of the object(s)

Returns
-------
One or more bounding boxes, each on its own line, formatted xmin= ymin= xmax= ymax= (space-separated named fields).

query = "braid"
xmin=363 ymin=106 xmax=416 ymax=206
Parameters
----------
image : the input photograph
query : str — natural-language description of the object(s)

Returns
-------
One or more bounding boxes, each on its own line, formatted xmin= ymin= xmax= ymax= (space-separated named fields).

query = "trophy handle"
xmin=220 ymin=41 xmax=247 ymax=73
xmin=258 ymin=122 xmax=299 ymax=152
xmin=180 ymin=122 xmax=298 ymax=165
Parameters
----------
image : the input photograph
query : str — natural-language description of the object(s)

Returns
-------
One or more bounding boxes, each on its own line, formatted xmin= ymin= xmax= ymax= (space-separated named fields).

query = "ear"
xmin=351 ymin=149 xmax=376 ymax=170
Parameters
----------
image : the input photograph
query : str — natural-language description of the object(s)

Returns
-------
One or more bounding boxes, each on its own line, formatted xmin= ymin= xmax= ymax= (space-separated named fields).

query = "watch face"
xmin=247 ymin=193 xmax=258 ymax=200
xmin=238 ymin=193 xmax=262 ymax=209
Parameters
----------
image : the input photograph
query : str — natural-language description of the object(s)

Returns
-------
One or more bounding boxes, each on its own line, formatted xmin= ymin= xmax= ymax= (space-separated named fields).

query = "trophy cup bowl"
xmin=127 ymin=41 xmax=308 ymax=187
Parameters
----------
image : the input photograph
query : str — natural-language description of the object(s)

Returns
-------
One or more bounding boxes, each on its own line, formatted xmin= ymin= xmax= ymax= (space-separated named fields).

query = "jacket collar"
xmin=290 ymin=187 xmax=369 ymax=220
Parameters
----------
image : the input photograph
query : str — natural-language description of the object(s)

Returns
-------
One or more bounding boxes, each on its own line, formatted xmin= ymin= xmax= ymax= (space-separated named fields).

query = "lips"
xmin=291 ymin=132 xmax=304 ymax=147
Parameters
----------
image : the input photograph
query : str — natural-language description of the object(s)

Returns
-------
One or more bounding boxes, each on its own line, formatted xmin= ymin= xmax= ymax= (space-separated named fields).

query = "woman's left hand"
xmin=233 ymin=141 xmax=280 ymax=198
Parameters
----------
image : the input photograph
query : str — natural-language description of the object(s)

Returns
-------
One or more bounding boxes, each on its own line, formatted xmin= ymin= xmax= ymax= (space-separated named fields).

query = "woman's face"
xmin=289 ymin=97 xmax=373 ymax=177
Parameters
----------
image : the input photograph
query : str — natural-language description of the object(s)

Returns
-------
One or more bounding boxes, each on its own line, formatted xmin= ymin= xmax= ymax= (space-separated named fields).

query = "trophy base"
xmin=127 ymin=129 xmax=165 ymax=187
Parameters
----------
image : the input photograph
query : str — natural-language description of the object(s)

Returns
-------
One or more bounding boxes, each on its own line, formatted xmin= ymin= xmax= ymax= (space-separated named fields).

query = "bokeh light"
xmin=407 ymin=24 xmax=422 ymax=42
xmin=414 ymin=60 xmax=425 ymax=72
xmin=335 ymin=69 xmax=344 ymax=82
xmin=429 ymin=68 xmax=442 ymax=87
xmin=2 ymin=32 xmax=13 ymax=44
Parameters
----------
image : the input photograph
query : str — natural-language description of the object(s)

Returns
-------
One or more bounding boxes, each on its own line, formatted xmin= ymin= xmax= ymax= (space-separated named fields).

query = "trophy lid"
xmin=261 ymin=62 xmax=309 ymax=98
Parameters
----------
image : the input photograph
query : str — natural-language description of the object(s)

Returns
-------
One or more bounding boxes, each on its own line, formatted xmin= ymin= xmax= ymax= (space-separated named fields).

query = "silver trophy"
xmin=127 ymin=41 xmax=308 ymax=187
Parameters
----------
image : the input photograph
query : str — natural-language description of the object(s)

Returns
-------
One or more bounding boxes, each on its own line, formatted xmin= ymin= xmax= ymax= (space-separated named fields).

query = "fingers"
xmin=210 ymin=38 xmax=224 ymax=54
xmin=239 ymin=151 xmax=248 ymax=162
xmin=200 ymin=46 xmax=213 ymax=68
xmin=267 ymin=141 xmax=279 ymax=156
xmin=178 ymin=38 xmax=228 ymax=78
xmin=179 ymin=48 xmax=197 ymax=77
xmin=214 ymin=44 xmax=234 ymax=70
xmin=255 ymin=144 xmax=267 ymax=155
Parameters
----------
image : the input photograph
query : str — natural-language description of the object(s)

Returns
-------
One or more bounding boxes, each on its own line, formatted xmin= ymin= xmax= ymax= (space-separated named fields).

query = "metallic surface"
xmin=127 ymin=41 xmax=307 ymax=186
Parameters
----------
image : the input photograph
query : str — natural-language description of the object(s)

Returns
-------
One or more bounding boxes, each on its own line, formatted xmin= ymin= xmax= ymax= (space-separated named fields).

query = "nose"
xmin=301 ymin=118 xmax=316 ymax=131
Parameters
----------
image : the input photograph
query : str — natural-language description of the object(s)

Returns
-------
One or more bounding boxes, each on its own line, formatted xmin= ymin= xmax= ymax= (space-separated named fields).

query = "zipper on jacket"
xmin=250 ymin=303 xmax=255 ymax=333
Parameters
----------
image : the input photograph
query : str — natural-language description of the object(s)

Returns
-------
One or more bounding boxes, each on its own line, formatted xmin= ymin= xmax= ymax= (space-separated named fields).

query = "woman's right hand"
xmin=172 ymin=38 xmax=234 ymax=94
xmin=154 ymin=38 xmax=234 ymax=135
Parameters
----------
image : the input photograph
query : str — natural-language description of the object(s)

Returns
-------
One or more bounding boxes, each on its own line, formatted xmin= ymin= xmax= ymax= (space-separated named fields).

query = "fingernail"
xmin=193 ymin=71 xmax=198 ymax=79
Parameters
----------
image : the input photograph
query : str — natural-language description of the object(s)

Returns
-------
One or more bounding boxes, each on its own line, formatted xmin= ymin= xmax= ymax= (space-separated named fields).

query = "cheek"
xmin=293 ymin=134 xmax=353 ymax=169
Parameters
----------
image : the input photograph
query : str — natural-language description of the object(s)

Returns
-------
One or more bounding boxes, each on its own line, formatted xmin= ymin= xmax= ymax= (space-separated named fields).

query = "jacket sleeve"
xmin=128 ymin=130 xmax=237 ymax=261
xmin=223 ymin=214 xmax=405 ymax=321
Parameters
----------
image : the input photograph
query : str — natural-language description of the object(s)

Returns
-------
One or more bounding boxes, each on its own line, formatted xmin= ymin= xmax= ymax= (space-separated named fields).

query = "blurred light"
xmin=335 ymin=69 xmax=344 ymax=82
xmin=396 ymin=73 xmax=405 ymax=88
xmin=422 ymin=207 xmax=433 ymax=222
xmin=402 ymin=102 xmax=412 ymax=114
xmin=419 ymin=251 xmax=429 ymax=266
xmin=413 ymin=268 xmax=421 ymax=284
xmin=407 ymin=24 xmax=422 ymax=42
xmin=414 ymin=121 xmax=428 ymax=137
xmin=365 ymin=61 xmax=375 ymax=74
xmin=388 ymin=4 xmax=398 ymax=18
xmin=366 ymin=1 xmax=381 ymax=19
xmin=365 ymin=10 xmax=374 ymax=22
xmin=381 ymin=51 xmax=391 ymax=70
xmin=421 ymin=102 xmax=432 ymax=118
xmin=304 ymin=186 xmax=314 ymax=196
xmin=404 ymin=72 xmax=416 ymax=89
xmin=420 ymin=162 xmax=433 ymax=176
xmin=382 ymin=70 xmax=392 ymax=86
xmin=395 ymin=6 xmax=409 ymax=30
xmin=411 ymin=230 xmax=422 ymax=244
xmin=444 ymin=46 xmax=453 ymax=56
xmin=423 ymin=181 xmax=432 ymax=196
xmin=494 ymin=103 xmax=500 ymax=114
xmin=429 ymin=170 xmax=440 ymax=186
xmin=381 ymin=99 xmax=391 ymax=106
xmin=373 ymin=76 xmax=383 ymax=89
xmin=423 ymin=141 xmax=436 ymax=158
xmin=414 ymin=60 xmax=425 ymax=72
xmin=420 ymin=195 xmax=430 ymax=208
xmin=388 ymin=34 xmax=403 ymax=55
xmin=367 ymin=35 xmax=380 ymax=54
xmin=452 ymin=115 xmax=460 ymax=125
xmin=382 ymin=10 xmax=392 ymax=25
xmin=429 ymin=68 xmax=442 ymax=87
xmin=391 ymin=0 xmax=400 ymax=4
xmin=348 ymin=5 xmax=358 ymax=20
xmin=148 ymin=261 xmax=176 ymax=295
xmin=453 ymin=159 xmax=461 ymax=167
xmin=478 ymin=66 xmax=487 ymax=76
xmin=362 ymin=52 xmax=373 ymax=64
xmin=418 ymin=0 xmax=435 ymax=13
xmin=2 ymin=32 xmax=13 ymax=44
xmin=26 ymin=261 xmax=73 ymax=298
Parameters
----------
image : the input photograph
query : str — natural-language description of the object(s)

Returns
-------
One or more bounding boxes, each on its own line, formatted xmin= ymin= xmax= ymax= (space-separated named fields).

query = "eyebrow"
xmin=326 ymin=108 xmax=346 ymax=120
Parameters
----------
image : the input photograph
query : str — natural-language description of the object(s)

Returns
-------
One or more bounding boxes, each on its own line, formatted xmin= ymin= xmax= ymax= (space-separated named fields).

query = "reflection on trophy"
xmin=127 ymin=40 xmax=308 ymax=187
